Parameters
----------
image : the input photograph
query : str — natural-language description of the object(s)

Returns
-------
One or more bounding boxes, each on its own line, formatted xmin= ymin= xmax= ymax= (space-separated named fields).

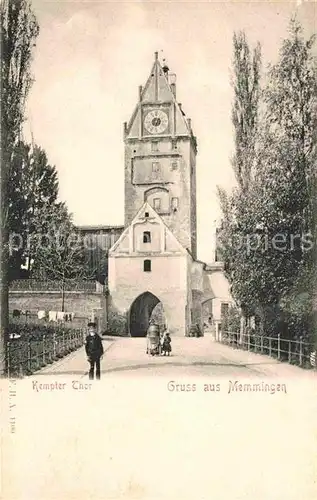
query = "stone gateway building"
xmin=9 ymin=52 xmax=232 ymax=333
xmin=107 ymin=52 xmax=232 ymax=337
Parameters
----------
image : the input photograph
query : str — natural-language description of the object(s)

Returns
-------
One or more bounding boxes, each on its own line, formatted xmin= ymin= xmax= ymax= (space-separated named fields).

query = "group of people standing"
xmin=85 ymin=321 xmax=173 ymax=379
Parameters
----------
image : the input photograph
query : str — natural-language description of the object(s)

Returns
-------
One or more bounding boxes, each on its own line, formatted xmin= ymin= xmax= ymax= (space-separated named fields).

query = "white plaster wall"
xmin=202 ymin=269 xmax=233 ymax=321
xmin=108 ymin=254 xmax=189 ymax=335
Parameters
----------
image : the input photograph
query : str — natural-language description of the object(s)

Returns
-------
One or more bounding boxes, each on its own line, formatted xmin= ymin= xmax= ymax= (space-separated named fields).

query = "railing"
xmin=10 ymin=279 xmax=97 ymax=292
xmin=7 ymin=328 xmax=85 ymax=377
xmin=219 ymin=331 xmax=316 ymax=369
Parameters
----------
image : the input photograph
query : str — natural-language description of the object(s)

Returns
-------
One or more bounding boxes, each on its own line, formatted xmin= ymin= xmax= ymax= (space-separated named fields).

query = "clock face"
xmin=144 ymin=109 xmax=169 ymax=134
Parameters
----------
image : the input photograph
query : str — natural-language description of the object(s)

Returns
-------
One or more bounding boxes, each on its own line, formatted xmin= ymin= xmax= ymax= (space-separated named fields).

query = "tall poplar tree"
xmin=218 ymin=31 xmax=262 ymax=321
xmin=0 ymin=0 xmax=39 ymax=375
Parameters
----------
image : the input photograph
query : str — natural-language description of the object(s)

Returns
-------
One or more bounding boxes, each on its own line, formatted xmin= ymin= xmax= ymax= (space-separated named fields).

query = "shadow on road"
xmin=100 ymin=360 xmax=278 ymax=373
xmin=28 ymin=359 xmax=284 ymax=377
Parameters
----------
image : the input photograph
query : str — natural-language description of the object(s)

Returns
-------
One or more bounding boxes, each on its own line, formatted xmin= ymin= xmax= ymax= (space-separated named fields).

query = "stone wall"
xmin=9 ymin=291 xmax=106 ymax=322
xmin=124 ymin=137 xmax=196 ymax=256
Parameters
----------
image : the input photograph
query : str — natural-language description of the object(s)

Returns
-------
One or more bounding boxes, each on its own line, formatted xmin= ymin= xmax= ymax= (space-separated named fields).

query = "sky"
xmin=25 ymin=0 xmax=315 ymax=262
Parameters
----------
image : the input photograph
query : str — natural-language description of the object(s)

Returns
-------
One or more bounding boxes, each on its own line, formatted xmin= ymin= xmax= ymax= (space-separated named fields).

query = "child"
xmin=162 ymin=331 xmax=172 ymax=356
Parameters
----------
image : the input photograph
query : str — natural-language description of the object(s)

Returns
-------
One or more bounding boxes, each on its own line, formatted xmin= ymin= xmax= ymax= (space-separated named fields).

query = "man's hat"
xmin=87 ymin=321 xmax=97 ymax=327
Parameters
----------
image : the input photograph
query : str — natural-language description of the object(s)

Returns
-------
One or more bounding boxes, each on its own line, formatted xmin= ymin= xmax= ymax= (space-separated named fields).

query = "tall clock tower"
xmin=108 ymin=52 xmax=231 ymax=337
xmin=123 ymin=52 xmax=197 ymax=259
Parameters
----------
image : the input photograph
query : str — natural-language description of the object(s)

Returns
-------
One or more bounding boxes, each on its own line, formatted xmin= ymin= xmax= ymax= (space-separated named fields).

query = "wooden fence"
xmin=218 ymin=331 xmax=316 ymax=369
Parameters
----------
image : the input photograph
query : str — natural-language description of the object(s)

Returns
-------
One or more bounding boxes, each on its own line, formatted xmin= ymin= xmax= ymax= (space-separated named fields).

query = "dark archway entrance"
xmin=129 ymin=292 xmax=165 ymax=337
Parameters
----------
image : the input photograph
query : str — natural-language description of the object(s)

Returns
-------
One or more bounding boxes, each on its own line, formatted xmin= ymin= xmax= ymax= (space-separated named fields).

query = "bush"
xmin=221 ymin=306 xmax=240 ymax=333
xmin=106 ymin=311 xmax=128 ymax=336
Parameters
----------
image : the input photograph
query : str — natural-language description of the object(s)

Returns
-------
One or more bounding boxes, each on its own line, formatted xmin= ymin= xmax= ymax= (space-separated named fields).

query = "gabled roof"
xmin=109 ymin=201 xmax=186 ymax=255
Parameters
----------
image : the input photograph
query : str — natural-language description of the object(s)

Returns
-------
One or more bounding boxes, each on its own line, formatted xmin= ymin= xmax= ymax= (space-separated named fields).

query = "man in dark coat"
xmin=85 ymin=322 xmax=104 ymax=380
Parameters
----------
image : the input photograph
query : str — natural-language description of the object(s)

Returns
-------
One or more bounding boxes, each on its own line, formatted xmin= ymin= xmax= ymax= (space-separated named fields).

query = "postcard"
xmin=1 ymin=1 xmax=316 ymax=499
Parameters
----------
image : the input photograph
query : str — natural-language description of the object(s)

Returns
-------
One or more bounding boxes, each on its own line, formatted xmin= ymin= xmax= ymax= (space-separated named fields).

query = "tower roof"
xmin=140 ymin=51 xmax=177 ymax=104
xmin=125 ymin=52 xmax=195 ymax=142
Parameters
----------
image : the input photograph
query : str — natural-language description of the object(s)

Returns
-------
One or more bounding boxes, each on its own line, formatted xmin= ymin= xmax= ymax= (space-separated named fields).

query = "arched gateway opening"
xmin=129 ymin=292 xmax=166 ymax=337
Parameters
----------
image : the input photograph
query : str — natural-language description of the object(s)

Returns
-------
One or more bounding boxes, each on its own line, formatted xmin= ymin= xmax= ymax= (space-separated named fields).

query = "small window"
xmin=171 ymin=161 xmax=178 ymax=171
xmin=145 ymin=212 xmax=149 ymax=217
xmin=144 ymin=259 xmax=151 ymax=272
xmin=153 ymin=198 xmax=161 ymax=211
xmin=171 ymin=139 xmax=177 ymax=150
xmin=143 ymin=231 xmax=151 ymax=243
xmin=152 ymin=161 xmax=160 ymax=174
xmin=171 ymin=197 xmax=179 ymax=211
xmin=151 ymin=142 xmax=159 ymax=152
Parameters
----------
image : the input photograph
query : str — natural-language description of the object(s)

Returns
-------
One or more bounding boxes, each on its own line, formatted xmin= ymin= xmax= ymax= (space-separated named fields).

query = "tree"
xmin=7 ymin=141 xmax=30 ymax=279
xmin=217 ymin=31 xmax=262 ymax=333
xmin=0 ymin=0 xmax=39 ymax=375
xmin=279 ymin=265 xmax=316 ymax=343
xmin=218 ymin=19 xmax=316 ymax=341
xmin=231 ymin=31 xmax=261 ymax=193
xmin=31 ymin=204 xmax=95 ymax=311
xmin=256 ymin=18 xmax=317 ymax=339
xmin=8 ymin=140 xmax=59 ymax=279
